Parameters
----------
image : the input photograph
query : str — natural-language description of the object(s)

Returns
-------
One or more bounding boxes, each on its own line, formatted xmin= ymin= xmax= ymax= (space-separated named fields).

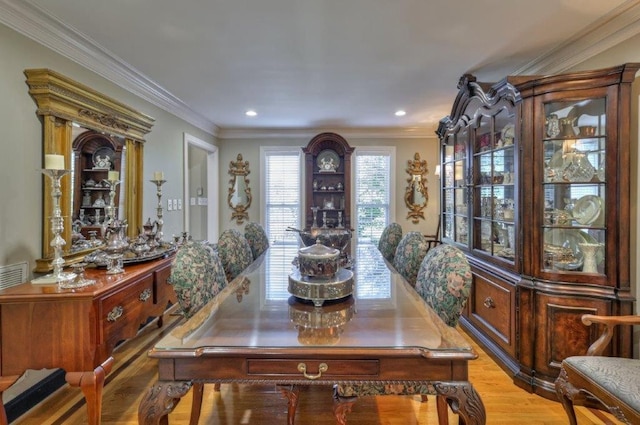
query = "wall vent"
xmin=0 ymin=262 xmax=28 ymax=290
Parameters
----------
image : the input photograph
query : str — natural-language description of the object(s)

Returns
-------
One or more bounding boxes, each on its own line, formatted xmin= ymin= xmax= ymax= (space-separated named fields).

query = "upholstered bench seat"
xmin=562 ymin=356 xmax=640 ymax=413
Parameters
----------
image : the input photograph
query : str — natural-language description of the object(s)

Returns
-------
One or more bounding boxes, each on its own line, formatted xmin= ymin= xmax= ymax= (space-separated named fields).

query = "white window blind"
xmin=263 ymin=149 xmax=301 ymax=245
xmin=355 ymin=150 xmax=393 ymax=245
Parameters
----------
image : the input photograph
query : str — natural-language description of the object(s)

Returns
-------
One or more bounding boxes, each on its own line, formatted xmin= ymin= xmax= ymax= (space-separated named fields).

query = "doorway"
xmin=183 ymin=133 xmax=219 ymax=242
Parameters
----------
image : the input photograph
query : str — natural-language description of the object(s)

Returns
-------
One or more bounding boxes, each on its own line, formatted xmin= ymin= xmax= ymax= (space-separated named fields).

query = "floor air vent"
xmin=0 ymin=262 xmax=28 ymax=290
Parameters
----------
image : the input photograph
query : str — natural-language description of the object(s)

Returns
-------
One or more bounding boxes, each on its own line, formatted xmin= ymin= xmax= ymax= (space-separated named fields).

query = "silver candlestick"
xmin=103 ymin=178 xmax=121 ymax=224
xmin=150 ymin=178 xmax=166 ymax=245
xmin=33 ymin=169 xmax=77 ymax=286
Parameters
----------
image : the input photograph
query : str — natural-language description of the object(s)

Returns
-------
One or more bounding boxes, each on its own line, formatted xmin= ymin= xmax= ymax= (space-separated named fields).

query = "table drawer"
xmin=100 ymin=274 xmax=154 ymax=347
xmin=247 ymin=359 xmax=379 ymax=378
xmin=154 ymin=261 xmax=176 ymax=305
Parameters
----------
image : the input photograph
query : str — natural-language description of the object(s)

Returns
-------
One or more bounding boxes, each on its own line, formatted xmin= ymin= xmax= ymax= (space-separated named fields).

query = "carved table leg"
xmin=138 ymin=381 xmax=192 ymax=425
xmin=277 ymin=384 xmax=300 ymax=425
xmin=435 ymin=382 xmax=486 ymax=425
xmin=65 ymin=357 xmax=115 ymax=425
xmin=332 ymin=385 xmax=357 ymax=425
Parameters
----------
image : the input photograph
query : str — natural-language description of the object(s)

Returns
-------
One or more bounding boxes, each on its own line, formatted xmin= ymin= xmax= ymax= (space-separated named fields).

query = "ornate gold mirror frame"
xmin=227 ymin=153 xmax=252 ymax=224
xmin=404 ymin=152 xmax=429 ymax=224
xmin=25 ymin=69 xmax=155 ymax=272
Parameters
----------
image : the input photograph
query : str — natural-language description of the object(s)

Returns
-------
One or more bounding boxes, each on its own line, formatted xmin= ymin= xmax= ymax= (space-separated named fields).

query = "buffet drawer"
xmin=247 ymin=359 xmax=379 ymax=377
xmin=100 ymin=273 xmax=154 ymax=346
xmin=469 ymin=272 xmax=516 ymax=355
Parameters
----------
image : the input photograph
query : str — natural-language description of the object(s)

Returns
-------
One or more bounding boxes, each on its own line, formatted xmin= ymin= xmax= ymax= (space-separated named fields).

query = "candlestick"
xmin=150 ymin=178 xmax=167 ymax=246
xmin=32 ymin=169 xmax=77 ymax=286
xmin=44 ymin=154 xmax=65 ymax=170
xmin=103 ymin=177 xmax=121 ymax=224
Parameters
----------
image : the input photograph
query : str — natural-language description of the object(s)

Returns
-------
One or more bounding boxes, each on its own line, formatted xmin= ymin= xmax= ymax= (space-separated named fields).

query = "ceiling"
xmin=3 ymin=0 xmax=640 ymax=137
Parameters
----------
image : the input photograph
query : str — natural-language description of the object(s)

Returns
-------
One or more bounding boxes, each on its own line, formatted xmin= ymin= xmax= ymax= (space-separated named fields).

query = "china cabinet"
xmin=303 ymin=133 xmax=354 ymax=230
xmin=437 ymin=64 xmax=639 ymax=399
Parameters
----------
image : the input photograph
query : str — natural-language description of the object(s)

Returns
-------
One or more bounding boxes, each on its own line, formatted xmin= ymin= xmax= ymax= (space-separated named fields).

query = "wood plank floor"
xmin=12 ymin=313 xmax=621 ymax=425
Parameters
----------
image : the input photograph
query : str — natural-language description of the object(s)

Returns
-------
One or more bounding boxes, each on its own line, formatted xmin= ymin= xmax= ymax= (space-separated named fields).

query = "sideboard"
xmin=0 ymin=255 xmax=176 ymax=425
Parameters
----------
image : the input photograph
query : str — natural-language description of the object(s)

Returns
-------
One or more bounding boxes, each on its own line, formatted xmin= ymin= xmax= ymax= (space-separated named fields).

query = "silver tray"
xmin=85 ymin=243 xmax=176 ymax=268
xmin=288 ymin=268 xmax=353 ymax=307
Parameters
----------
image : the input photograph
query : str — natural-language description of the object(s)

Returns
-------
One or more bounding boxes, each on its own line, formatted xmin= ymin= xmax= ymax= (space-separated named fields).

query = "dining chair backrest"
xmin=244 ymin=222 xmax=270 ymax=260
xmin=169 ymin=241 xmax=227 ymax=319
xmin=217 ymin=229 xmax=254 ymax=280
xmin=414 ymin=243 xmax=472 ymax=327
xmin=377 ymin=222 xmax=403 ymax=262
xmin=393 ymin=231 xmax=430 ymax=286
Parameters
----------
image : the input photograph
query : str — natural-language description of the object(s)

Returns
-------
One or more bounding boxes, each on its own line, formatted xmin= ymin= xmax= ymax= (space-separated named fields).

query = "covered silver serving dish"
xmin=297 ymin=242 xmax=340 ymax=278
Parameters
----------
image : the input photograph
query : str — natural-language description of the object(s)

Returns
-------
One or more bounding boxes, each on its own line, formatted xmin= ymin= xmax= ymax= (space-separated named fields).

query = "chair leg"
xmin=436 ymin=395 xmax=450 ymax=425
xmin=189 ymin=382 xmax=204 ymax=425
xmin=555 ymin=367 xmax=579 ymax=425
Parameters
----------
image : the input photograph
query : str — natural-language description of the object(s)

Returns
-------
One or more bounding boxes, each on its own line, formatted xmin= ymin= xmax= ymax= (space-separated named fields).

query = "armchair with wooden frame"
xmin=555 ymin=314 xmax=640 ymax=425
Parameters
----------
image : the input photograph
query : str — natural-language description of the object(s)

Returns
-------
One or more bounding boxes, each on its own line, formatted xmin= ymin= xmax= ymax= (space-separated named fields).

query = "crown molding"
xmin=0 ymin=0 xmax=219 ymax=136
xmin=217 ymin=126 xmax=439 ymax=140
xmin=514 ymin=0 xmax=640 ymax=75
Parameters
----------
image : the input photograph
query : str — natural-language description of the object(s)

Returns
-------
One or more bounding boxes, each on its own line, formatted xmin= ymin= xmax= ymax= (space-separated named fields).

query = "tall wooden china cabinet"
xmin=437 ymin=64 xmax=639 ymax=399
xmin=303 ymin=133 xmax=354 ymax=230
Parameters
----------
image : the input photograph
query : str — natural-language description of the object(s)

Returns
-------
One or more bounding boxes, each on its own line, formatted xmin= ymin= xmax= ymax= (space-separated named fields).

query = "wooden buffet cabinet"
xmin=437 ymin=64 xmax=639 ymax=399
xmin=0 ymin=256 xmax=176 ymax=425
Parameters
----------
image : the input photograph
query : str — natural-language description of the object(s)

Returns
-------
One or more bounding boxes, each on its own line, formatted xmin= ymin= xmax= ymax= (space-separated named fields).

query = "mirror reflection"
xmin=404 ymin=152 xmax=429 ymax=224
xmin=228 ymin=153 xmax=252 ymax=224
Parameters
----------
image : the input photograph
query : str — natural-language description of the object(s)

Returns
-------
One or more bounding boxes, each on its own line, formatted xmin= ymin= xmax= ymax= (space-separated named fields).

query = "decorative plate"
xmin=544 ymin=229 xmax=603 ymax=270
xmin=573 ymin=195 xmax=602 ymax=225
xmin=501 ymin=123 xmax=515 ymax=145
xmin=317 ymin=149 xmax=340 ymax=172
xmin=92 ymin=147 xmax=115 ymax=170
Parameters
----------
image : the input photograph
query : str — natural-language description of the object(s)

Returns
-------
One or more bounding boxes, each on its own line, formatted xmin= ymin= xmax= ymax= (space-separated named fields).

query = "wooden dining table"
xmin=137 ymin=242 xmax=486 ymax=424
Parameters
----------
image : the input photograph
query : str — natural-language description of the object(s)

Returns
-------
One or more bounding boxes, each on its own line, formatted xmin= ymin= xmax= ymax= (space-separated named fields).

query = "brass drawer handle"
xmin=139 ymin=288 xmax=152 ymax=302
xmin=107 ymin=306 xmax=124 ymax=322
xmin=483 ymin=297 xmax=496 ymax=309
xmin=297 ymin=362 xmax=328 ymax=380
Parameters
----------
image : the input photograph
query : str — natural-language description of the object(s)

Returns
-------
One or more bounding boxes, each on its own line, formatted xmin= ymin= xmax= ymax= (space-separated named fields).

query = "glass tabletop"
xmin=153 ymin=243 xmax=472 ymax=353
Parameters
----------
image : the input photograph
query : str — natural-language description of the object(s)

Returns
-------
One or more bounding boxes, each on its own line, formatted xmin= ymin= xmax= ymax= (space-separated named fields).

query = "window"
xmin=261 ymin=147 xmax=302 ymax=245
xmin=354 ymin=147 xmax=395 ymax=245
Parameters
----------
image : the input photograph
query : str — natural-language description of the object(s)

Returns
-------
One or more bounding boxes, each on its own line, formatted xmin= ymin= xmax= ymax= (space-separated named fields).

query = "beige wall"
xmin=0 ymin=23 xmax=217 ymax=278
xmin=217 ymin=136 xmax=441 ymax=237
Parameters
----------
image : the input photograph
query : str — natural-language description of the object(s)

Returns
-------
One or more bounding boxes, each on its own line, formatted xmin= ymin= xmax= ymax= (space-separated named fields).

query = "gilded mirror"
xmin=404 ymin=152 xmax=429 ymax=224
xmin=228 ymin=153 xmax=252 ymax=224
xmin=25 ymin=69 xmax=154 ymax=272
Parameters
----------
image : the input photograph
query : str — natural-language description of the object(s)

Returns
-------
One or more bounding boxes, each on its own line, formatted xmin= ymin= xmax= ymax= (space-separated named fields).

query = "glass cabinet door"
xmin=472 ymin=109 xmax=516 ymax=263
xmin=442 ymin=130 xmax=469 ymax=245
xmin=540 ymin=98 xmax=606 ymax=275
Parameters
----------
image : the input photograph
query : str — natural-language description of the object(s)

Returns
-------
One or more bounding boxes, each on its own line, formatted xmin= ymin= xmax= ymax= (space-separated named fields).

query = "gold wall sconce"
xmin=228 ymin=153 xmax=252 ymax=224
xmin=404 ymin=152 xmax=429 ymax=224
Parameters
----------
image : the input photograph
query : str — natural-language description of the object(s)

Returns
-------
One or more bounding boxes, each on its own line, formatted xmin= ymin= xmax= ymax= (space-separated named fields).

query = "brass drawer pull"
xmin=483 ymin=297 xmax=496 ymax=309
xmin=107 ymin=306 xmax=124 ymax=322
xmin=139 ymin=288 xmax=152 ymax=302
xmin=297 ymin=362 xmax=328 ymax=380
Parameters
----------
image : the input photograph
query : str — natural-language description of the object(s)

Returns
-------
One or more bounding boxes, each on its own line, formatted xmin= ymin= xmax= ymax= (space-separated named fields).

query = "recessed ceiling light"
xmin=246 ymin=110 xmax=257 ymax=117
xmin=395 ymin=110 xmax=406 ymax=117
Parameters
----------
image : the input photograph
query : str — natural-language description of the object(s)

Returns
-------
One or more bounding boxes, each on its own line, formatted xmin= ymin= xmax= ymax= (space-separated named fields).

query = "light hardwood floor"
xmin=12 ymin=314 xmax=620 ymax=425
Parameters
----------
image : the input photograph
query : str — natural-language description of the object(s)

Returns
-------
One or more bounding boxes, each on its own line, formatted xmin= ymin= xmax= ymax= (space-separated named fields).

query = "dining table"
xmin=137 ymin=242 xmax=486 ymax=424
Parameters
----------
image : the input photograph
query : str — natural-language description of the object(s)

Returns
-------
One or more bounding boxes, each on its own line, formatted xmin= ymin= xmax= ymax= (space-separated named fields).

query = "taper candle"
xmin=108 ymin=170 xmax=119 ymax=181
xmin=45 ymin=154 xmax=65 ymax=170
xmin=153 ymin=171 xmax=164 ymax=181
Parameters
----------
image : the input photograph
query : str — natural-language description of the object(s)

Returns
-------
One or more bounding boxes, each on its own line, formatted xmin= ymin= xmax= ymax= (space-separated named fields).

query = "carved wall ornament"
xmin=404 ymin=152 xmax=429 ymax=224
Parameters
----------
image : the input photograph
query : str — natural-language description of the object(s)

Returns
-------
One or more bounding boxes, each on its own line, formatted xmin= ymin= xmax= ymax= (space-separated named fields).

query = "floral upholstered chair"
xmin=414 ymin=243 xmax=472 ymax=327
xmin=555 ymin=314 xmax=640 ymax=425
xmin=244 ymin=221 xmax=270 ymax=260
xmin=392 ymin=231 xmax=430 ymax=286
xmin=334 ymin=243 xmax=472 ymax=425
xmin=377 ymin=222 xmax=403 ymax=263
xmin=169 ymin=241 xmax=227 ymax=319
xmin=217 ymin=228 xmax=254 ymax=281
